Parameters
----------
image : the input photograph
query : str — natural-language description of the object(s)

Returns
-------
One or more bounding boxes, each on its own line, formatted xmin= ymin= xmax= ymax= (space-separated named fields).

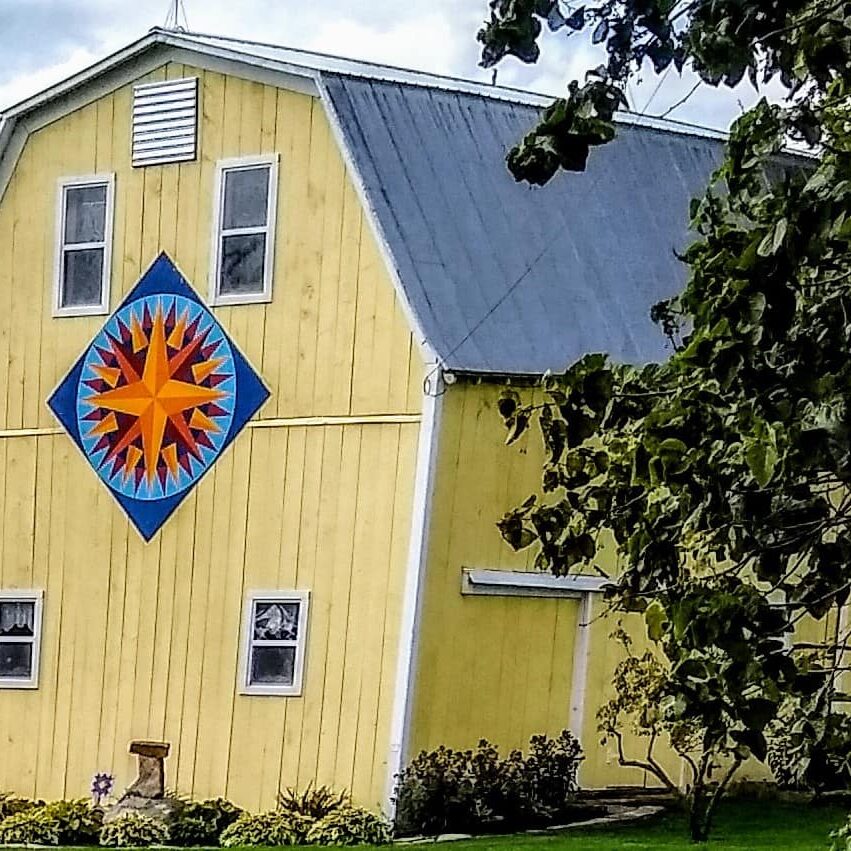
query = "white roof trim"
xmin=316 ymin=74 xmax=435 ymax=363
xmin=462 ymin=568 xmax=609 ymax=598
xmin=1 ymin=31 xmax=161 ymax=120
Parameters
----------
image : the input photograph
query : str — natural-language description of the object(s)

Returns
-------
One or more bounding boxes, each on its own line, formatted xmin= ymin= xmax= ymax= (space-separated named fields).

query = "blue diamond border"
xmin=47 ymin=253 xmax=271 ymax=541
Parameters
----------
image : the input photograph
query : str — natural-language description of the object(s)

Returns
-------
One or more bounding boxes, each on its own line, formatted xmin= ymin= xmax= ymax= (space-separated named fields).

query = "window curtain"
xmin=0 ymin=602 xmax=34 ymax=635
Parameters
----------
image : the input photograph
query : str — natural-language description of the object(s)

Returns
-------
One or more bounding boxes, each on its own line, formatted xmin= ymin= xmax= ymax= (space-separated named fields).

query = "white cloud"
xmin=0 ymin=46 xmax=100 ymax=110
xmin=302 ymin=15 xmax=478 ymax=80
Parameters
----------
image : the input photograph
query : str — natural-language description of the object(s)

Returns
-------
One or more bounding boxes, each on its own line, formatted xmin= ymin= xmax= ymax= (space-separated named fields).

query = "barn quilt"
xmin=48 ymin=253 xmax=269 ymax=541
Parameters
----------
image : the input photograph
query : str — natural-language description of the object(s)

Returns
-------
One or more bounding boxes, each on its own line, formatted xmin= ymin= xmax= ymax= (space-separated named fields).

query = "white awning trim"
xmin=461 ymin=568 xmax=609 ymax=599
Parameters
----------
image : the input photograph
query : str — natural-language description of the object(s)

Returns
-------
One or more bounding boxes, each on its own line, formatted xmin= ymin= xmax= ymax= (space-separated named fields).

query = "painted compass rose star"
xmin=86 ymin=302 xmax=228 ymax=489
xmin=48 ymin=254 xmax=270 ymax=541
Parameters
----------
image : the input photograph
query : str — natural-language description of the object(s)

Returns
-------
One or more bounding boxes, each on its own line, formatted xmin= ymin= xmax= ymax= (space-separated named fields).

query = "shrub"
xmin=831 ymin=814 xmax=851 ymax=851
xmin=219 ymin=811 xmax=308 ymax=847
xmin=169 ymin=798 xmax=243 ymax=846
xmin=393 ymin=730 xmax=584 ymax=837
xmin=306 ymin=806 xmax=391 ymax=846
xmin=277 ymin=783 xmax=350 ymax=819
xmin=0 ymin=808 xmax=61 ymax=845
xmin=521 ymin=731 xmax=583 ymax=813
xmin=0 ymin=799 xmax=102 ymax=846
xmin=0 ymin=794 xmax=41 ymax=822
xmin=44 ymin=799 xmax=104 ymax=844
xmin=99 ymin=813 xmax=169 ymax=847
xmin=393 ymin=743 xmax=482 ymax=836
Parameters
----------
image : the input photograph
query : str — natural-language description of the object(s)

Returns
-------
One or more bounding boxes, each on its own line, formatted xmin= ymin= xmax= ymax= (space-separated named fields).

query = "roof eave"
xmin=2 ymin=30 xmax=162 ymax=120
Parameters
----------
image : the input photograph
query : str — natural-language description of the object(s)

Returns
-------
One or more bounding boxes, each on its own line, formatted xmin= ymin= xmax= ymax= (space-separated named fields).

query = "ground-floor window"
xmin=0 ymin=590 xmax=43 ymax=689
xmin=239 ymin=590 xmax=309 ymax=696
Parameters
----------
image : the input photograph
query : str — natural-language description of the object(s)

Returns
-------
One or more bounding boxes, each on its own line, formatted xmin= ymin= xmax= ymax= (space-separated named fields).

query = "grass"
xmin=425 ymin=800 xmax=848 ymax=850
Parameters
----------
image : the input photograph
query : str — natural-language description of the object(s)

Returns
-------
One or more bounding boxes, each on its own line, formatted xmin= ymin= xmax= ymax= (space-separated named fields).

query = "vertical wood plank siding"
xmin=409 ymin=383 xmax=684 ymax=789
xmin=0 ymin=64 xmax=422 ymax=810
xmin=408 ymin=384 xmax=583 ymax=754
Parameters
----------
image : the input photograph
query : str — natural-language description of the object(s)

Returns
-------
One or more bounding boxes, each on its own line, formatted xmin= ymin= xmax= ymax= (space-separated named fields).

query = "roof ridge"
xmin=170 ymin=28 xmax=730 ymax=141
xmin=0 ymin=26 xmax=729 ymax=144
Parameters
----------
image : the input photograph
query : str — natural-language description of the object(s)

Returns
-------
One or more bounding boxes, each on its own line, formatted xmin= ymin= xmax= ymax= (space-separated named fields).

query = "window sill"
xmin=52 ymin=305 xmax=110 ymax=319
xmin=0 ymin=679 xmax=38 ymax=690
xmin=209 ymin=292 xmax=273 ymax=308
xmin=239 ymin=685 xmax=303 ymax=697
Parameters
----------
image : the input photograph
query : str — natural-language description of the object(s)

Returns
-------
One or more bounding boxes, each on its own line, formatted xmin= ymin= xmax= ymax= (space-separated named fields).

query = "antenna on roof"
xmin=163 ymin=0 xmax=190 ymax=32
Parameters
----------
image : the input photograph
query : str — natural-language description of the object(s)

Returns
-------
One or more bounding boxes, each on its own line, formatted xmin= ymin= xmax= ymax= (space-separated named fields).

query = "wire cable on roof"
xmin=423 ymin=165 xmax=610 ymax=395
xmin=639 ymin=65 xmax=672 ymax=115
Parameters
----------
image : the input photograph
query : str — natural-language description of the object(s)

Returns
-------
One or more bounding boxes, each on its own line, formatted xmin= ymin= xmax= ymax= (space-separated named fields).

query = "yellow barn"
xmin=0 ymin=28 xmax=844 ymax=814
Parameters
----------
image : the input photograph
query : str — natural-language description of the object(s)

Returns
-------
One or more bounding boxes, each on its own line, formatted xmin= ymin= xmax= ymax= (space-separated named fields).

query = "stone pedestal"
xmin=126 ymin=741 xmax=170 ymax=798
xmin=105 ymin=740 xmax=180 ymax=825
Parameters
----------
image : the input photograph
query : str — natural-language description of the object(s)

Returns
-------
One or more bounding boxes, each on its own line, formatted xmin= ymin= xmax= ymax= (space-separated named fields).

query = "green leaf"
xmin=757 ymin=217 xmax=788 ymax=256
xmin=645 ymin=600 xmax=668 ymax=642
xmin=745 ymin=431 xmax=778 ymax=487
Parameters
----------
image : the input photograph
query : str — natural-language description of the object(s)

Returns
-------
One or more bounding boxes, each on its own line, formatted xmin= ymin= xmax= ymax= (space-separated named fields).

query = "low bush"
xmin=393 ymin=730 xmax=584 ymax=836
xmin=0 ymin=793 xmax=41 ymax=822
xmin=44 ymin=799 xmax=104 ymax=844
xmin=277 ymin=783 xmax=350 ymax=820
xmin=832 ymin=814 xmax=851 ymax=851
xmin=0 ymin=808 xmax=62 ymax=845
xmin=306 ymin=806 xmax=391 ymax=846
xmin=169 ymin=798 xmax=243 ymax=846
xmin=219 ymin=811 xmax=308 ymax=847
xmin=0 ymin=799 xmax=102 ymax=846
xmin=99 ymin=812 xmax=169 ymax=847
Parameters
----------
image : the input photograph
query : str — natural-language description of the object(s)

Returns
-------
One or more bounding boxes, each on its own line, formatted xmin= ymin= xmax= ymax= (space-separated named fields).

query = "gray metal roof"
xmin=322 ymin=74 xmax=725 ymax=375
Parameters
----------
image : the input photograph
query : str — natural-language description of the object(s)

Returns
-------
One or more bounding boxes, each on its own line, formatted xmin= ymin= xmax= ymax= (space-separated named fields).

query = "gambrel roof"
xmin=0 ymin=28 xmax=727 ymax=376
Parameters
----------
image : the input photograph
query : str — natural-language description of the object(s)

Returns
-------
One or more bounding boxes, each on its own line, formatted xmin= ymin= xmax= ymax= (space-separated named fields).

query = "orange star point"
xmin=88 ymin=308 xmax=226 ymax=488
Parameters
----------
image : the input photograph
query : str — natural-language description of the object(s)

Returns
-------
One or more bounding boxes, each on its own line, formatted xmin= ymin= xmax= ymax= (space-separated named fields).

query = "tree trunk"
xmin=688 ymin=787 xmax=714 ymax=843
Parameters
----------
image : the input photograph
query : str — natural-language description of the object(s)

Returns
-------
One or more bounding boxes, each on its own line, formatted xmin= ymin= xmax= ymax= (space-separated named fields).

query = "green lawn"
xmin=432 ymin=801 xmax=847 ymax=850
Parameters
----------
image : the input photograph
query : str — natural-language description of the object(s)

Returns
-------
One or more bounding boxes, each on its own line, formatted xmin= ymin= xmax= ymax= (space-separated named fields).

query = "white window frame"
xmin=0 ymin=590 xmax=44 ymax=690
xmin=53 ymin=174 xmax=115 ymax=317
xmin=209 ymin=155 xmax=279 ymax=307
xmin=239 ymin=590 xmax=309 ymax=696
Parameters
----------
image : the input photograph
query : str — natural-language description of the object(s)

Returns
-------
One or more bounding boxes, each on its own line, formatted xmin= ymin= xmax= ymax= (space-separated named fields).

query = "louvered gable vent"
xmin=132 ymin=77 xmax=199 ymax=167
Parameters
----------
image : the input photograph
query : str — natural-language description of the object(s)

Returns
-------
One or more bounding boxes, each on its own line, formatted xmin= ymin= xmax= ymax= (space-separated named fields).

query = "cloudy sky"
xmin=0 ymin=0 xmax=779 ymax=128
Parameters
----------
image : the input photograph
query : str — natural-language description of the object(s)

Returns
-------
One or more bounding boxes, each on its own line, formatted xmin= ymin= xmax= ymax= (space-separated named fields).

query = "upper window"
xmin=240 ymin=591 xmax=309 ymax=696
xmin=54 ymin=175 xmax=114 ymax=317
xmin=210 ymin=156 xmax=279 ymax=305
xmin=0 ymin=591 xmax=43 ymax=689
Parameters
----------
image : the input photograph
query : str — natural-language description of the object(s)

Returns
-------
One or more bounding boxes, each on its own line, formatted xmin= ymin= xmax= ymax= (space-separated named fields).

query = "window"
xmin=54 ymin=175 xmax=115 ymax=316
xmin=240 ymin=591 xmax=309 ymax=696
xmin=0 ymin=591 xmax=43 ymax=689
xmin=210 ymin=156 xmax=279 ymax=305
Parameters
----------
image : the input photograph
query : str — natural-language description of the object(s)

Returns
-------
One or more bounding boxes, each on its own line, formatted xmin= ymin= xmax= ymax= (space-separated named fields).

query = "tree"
xmin=479 ymin=0 xmax=851 ymax=841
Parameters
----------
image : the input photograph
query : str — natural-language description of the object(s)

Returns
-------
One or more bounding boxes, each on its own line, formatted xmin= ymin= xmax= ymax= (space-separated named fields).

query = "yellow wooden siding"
xmin=0 ymin=62 xmax=425 ymax=809
xmin=409 ymin=383 xmax=582 ymax=753
xmin=409 ymin=383 xmax=683 ymax=788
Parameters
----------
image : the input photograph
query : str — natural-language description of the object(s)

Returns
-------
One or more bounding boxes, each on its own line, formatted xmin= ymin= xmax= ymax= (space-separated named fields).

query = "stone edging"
xmin=396 ymin=804 xmax=667 ymax=844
